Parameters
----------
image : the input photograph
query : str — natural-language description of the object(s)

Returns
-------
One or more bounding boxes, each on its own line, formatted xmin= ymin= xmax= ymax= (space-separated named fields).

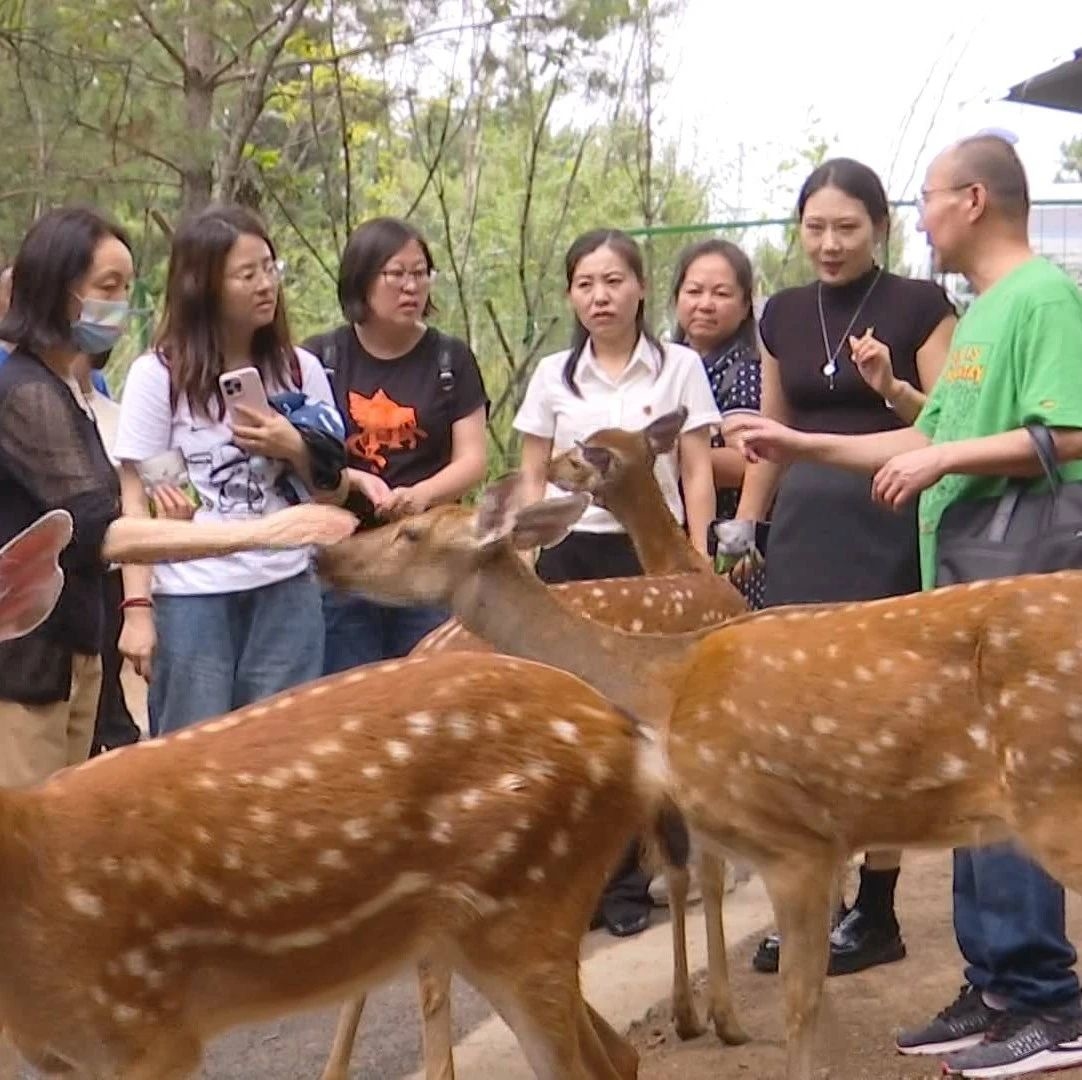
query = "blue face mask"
xmin=71 ymin=295 xmax=130 ymax=355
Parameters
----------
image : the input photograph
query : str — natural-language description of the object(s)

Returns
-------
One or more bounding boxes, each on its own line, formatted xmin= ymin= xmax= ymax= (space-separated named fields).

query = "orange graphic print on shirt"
xmin=346 ymin=389 xmax=428 ymax=471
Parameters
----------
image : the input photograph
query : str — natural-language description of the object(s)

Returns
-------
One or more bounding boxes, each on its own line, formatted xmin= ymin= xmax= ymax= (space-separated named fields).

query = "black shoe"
xmin=896 ymin=984 xmax=1001 ymax=1056
xmin=826 ymin=906 xmax=906 ymax=976
xmin=598 ymin=901 xmax=650 ymax=938
xmin=941 ymin=1005 xmax=1082 ymax=1077
xmin=751 ymin=904 xmax=855 ymax=975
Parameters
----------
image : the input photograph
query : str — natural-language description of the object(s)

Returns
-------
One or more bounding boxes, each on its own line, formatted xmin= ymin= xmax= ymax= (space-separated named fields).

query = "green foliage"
xmin=1060 ymin=135 xmax=1082 ymax=183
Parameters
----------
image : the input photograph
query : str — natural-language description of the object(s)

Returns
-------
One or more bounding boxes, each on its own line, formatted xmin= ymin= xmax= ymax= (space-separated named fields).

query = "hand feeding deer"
xmin=320 ymin=411 xmax=748 ymax=1080
xmin=0 ymin=506 xmax=681 ymax=1079
xmin=320 ymin=478 xmax=1082 ymax=1079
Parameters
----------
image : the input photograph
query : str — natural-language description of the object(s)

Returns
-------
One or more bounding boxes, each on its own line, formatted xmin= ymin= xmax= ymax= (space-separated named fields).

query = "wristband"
xmin=120 ymin=597 xmax=154 ymax=612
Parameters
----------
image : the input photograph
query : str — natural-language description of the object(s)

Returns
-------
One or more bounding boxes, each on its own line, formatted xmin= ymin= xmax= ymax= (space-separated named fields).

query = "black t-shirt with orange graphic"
xmin=302 ymin=324 xmax=488 ymax=524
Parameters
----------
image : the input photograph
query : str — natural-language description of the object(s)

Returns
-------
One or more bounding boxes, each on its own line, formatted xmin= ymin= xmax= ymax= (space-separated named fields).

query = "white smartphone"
xmin=219 ymin=367 xmax=270 ymax=425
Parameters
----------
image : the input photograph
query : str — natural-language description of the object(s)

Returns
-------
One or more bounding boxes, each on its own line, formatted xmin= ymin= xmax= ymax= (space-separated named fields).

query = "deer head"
xmin=316 ymin=476 xmax=590 ymax=608
xmin=547 ymin=407 xmax=688 ymax=508
xmin=0 ymin=510 xmax=73 ymax=643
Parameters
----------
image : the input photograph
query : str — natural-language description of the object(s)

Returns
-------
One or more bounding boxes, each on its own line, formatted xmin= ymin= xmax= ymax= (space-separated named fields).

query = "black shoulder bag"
xmin=935 ymin=422 xmax=1082 ymax=586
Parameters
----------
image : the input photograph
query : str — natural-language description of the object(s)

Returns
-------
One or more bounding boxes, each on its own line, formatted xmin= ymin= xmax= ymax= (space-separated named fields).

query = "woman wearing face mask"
xmin=303 ymin=216 xmax=488 ymax=674
xmin=514 ymin=228 xmax=720 ymax=937
xmin=731 ymin=159 xmax=957 ymax=977
xmin=114 ymin=204 xmax=353 ymax=736
xmin=671 ymin=238 xmax=765 ymax=608
xmin=0 ymin=207 xmax=355 ymax=788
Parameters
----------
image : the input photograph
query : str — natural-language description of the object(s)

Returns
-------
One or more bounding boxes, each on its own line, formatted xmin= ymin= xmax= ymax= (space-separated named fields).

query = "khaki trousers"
xmin=0 ymin=654 xmax=102 ymax=788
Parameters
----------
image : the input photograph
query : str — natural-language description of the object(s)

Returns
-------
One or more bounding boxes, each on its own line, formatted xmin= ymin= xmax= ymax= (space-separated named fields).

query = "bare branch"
xmin=133 ymin=1 xmax=188 ymax=71
xmin=208 ymin=0 xmax=308 ymax=84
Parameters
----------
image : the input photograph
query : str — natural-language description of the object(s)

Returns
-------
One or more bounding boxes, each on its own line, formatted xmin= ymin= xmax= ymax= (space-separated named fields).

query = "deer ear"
xmin=579 ymin=444 xmax=617 ymax=476
xmin=0 ymin=509 xmax=72 ymax=644
xmin=509 ymin=494 xmax=591 ymax=551
xmin=472 ymin=473 xmax=522 ymax=546
xmin=642 ymin=407 xmax=687 ymax=457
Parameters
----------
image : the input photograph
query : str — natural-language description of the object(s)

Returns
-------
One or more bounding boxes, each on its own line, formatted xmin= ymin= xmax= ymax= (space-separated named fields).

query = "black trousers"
xmin=91 ymin=571 xmax=141 ymax=756
xmin=536 ymin=531 xmax=652 ymax=913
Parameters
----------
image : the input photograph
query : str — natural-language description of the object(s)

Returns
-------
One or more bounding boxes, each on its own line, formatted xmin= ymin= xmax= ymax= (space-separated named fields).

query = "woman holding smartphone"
xmin=114 ymin=205 xmax=349 ymax=735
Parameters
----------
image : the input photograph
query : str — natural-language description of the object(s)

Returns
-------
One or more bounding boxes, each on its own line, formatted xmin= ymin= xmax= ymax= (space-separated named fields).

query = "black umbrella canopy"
xmin=1006 ymin=48 xmax=1082 ymax=114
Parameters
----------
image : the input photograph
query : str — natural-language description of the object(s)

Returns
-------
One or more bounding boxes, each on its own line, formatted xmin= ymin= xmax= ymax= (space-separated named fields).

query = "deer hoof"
xmin=709 ymin=1010 xmax=750 ymax=1046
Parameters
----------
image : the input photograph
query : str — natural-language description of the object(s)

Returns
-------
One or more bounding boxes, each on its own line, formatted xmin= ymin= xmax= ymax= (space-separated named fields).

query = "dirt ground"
xmin=631 ymin=851 xmax=1082 ymax=1080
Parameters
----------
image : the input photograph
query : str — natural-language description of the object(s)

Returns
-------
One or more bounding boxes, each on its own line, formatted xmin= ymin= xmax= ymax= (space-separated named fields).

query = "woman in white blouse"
xmin=513 ymin=228 xmax=719 ymax=937
xmin=515 ymin=229 xmax=719 ymax=581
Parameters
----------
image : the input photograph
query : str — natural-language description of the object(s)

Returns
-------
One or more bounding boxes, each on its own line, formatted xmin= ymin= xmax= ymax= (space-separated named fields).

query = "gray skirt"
xmin=763 ymin=462 xmax=921 ymax=608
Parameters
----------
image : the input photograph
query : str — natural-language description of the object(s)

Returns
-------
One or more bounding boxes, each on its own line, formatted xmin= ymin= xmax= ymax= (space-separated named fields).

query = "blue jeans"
xmin=321 ymin=590 xmax=449 ymax=675
xmin=954 ymin=842 xmax=1080 ymax=1010
xmin=148 ymin=571 xmax=324 ymax=736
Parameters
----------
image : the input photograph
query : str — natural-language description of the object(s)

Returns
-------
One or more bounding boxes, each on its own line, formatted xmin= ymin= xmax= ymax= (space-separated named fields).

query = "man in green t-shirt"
xmin=727 ymin=134 xmax=1082 ymax=1078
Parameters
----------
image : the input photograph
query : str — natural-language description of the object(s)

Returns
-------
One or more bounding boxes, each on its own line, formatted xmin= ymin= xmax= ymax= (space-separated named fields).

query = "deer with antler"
xmin=0 ymin=503 xmax=680 ymax=1078
xmin=320 ymin=478 xmax=1082 ymax=1079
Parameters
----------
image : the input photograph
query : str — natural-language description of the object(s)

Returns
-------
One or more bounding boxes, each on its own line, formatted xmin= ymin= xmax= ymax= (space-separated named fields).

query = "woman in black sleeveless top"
xmin=734 ymin=159 xmax=957 ymax=976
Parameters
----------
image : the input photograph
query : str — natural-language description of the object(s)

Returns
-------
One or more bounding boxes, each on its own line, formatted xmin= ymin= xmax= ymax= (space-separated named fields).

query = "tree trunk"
xmin=181 ymin=2 xmax=215 ymax=212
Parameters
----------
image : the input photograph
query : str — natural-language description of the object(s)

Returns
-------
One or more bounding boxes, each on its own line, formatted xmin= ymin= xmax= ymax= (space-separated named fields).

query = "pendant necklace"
xmin=817 ymin=266 xmax=883 ymax=389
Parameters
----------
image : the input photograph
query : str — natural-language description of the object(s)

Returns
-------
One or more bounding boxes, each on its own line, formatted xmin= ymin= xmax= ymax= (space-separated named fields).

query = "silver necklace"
xmin=817 ymin=266 xmax=883 ymax=389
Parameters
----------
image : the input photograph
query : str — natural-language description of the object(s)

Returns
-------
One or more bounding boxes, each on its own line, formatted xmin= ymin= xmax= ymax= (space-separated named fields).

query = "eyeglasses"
xmin=228 ymin=258 xmax=286 ymax=288
xmin=915 ymin=182 xmax=978 ymax=213
xmin=380 ymin=268 xmax=436 ymax=289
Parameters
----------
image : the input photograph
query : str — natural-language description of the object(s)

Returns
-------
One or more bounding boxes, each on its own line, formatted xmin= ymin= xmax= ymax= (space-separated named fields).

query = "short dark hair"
xmin=670 ymin=238 xmax=756 ymax=349
xmin=154 ymin=203 xmax=297 ymax=420
xmin=0 ymin=206 xmax=132 ymax=356
xmin=797 ymin=158 xmax=890 ymax=227
xmin=561 ymin=228 xmax=662 ymax=397
xmin=338 ymin=217 xmax=436 ymax=324
xmin=950 ymin=135 xmax=1030 ymax=220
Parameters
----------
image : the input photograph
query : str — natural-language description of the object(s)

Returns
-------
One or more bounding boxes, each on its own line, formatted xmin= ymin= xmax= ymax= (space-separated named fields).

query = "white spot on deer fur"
xmin=697 ymin=745 xmax=717 ymax=765
xmin=1056 ymin=652 xmax=1078 ymax=674
xmin=403 ymin=711 xmax=435 ymax=738
xmin=260 ymin=767 xmax=292 ymax=790
xmin=1051 ymin=592 xmax=1071 ymax=604
xmin=570 ymin=788 xmax=591 ymax=821
xmin=791 ymin=648 xmax=808 ymax=663
xmin=496 ymin=773 xmax=527 ymax=793
xmin=386 ymin=739 xmax=412 ymax=763
xmin=318 ymin=849 xmax=349 ymax=870
xmin=249 ymin=806 xmax=276 ymax=830
xmin=878 ymin=731 xmax=898 ymax=749
xmin=342 ymin=718 xmax=363 ymax=733
xmin=122 ymin=949 xmax=150 ymax=977
xmin=775 ymin=724 xmax=792 ymax=740
xmin=720 ymin=698 xmax=738 ymax=717
xmin=1051 ymin=748 xmax=1075 ymax=767
xmin=586 ymin=755 xmax=610 ymax=784
xmin=447 ymin=713 xmax=475 ymax=740
xmin=292 ymin=821 xmax=317 ymax=840
xmin=1006 ymin=747 xmax=1026 ymax=772
xmin=551 ymin=719 xmax=579 ymax=744
xmin=362 ymin=763 xmax=383 ymax=780
xmin=236 ymin=772 xmax=255 ymax=786
xmin=310 ymin=737 xmax=344 ymax=757
xmin=1025 ymin=672 xmax=1058 ymax=693
xmin=642 ymin=595 xmax=654 ymax=608
xmin=341 ymin=818 xmax=370 ymax=842
xmin=202 ymin=716 xmax=243 ymax=734
xmin=525 ymin=761 xmax=556 ymax=784
xmin=854 ymin=665 xmax=874 ymax=682
xmin=877 ymin=658 xmax=896 ymax=674
xmin=460 ymin=789 xmax=483 ymax=810
xmin=630 ymin=618 xmax=644 ymax=632
xmin=65 ymin=886 xmax=105 ymax=918
xmin=176 ymin=730 xmax=197 ymax=741
xmin=811 ymin=715 xmax=837 ymax=735
xmin=1024 ymin=605 xmax=1043 ymax=616
xmin=195 ymin=774 xmax=219 ymax=792
xmin=550 ymin=831 xmax=570 ymax=857
xmin=940 ymin=754 xmax=967 ymax=780
xmin=527 ymin=866 xmax=546 ymax=883
xmin=223 ymin=848 xmax=244 ymax=871
xmin=113 ymin=1004 xmax=141 ymax=1024
xmin=968 ymin=726 xmax=990 ymax=749
xmin=496 ymin=832 xmax=518 ymax=856
xmin=826 ymin=643 xmax=840 ymax=660
xmin=591 ymin=587 xmax=604 ymax=598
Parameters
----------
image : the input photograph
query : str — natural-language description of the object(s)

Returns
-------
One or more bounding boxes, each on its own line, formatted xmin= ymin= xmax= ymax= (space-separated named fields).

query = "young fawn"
xmin=0 ymin=636 xmax=674 ymax=1079
xmin=317 ymin=478 xmax=749 ymax=1080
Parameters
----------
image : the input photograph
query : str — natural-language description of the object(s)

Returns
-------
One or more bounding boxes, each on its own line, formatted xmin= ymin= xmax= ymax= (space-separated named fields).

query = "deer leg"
xmin=417 ymin=956 xmax=456 ymax=1080
xmin=762 ymin=851 xmax=841 ymax=1080
xmin=583 ymin=1001 xmax=639 ymax=1080
xmin=665 ymin=861 xmax=705 ymax=1039
xmin=699 ymin=851 xmax=748 ymax=1045
xmin=320 ymin=995 xmax=367 ymax=1080
xmin=574 ymin=1000 xmax=635 ymax=1080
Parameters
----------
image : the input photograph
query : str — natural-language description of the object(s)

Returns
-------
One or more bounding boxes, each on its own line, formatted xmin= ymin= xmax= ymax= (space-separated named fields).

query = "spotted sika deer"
xmin=412 ymin=408 xmax=744 ymax=656
xmin=0 ymin=639 xmax=678 ymax=1079
xmin=317 ymin=479 xmax=750 ymax=1080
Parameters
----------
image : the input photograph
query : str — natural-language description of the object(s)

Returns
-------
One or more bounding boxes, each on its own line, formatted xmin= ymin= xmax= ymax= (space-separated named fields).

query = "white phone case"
xmin=219 ymin=367 xmax=270 ymax=424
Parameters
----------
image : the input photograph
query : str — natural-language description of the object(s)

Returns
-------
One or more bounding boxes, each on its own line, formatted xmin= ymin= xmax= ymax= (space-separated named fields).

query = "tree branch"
xmin=133 ymin=1 xmax=188 ymax=71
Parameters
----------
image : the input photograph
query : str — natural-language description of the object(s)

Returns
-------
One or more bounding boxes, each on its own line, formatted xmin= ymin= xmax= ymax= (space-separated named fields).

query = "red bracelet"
xmin=119 ymin=597 xmax=154 ymax=612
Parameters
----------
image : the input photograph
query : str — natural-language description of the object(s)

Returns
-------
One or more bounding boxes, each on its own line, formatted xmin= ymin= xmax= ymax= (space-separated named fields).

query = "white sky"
xmin=664 ymin=0 xmax=1082 ymax=216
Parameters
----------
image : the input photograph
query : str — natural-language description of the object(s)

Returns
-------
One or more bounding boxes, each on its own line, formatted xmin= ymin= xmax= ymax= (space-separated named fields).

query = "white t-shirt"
xmin=113 ymin=349 xmax=334 ymax=596
xmin=513 ymin=336 xmax=721 ymax=533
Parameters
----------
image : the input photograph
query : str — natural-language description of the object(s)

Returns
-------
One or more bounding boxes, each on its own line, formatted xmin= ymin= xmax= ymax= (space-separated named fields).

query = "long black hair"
xmin=561 ymin=229 xmax=662 ymax=397
xmin=670 ymin=238 xmax=756 ymax=351
xmin=797 ymin=158 xmax=890 ymax=229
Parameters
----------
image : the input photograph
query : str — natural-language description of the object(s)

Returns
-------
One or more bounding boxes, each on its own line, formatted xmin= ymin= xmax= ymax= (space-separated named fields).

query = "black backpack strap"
xmin=434 ymin=329 xmax=455 ymax=394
